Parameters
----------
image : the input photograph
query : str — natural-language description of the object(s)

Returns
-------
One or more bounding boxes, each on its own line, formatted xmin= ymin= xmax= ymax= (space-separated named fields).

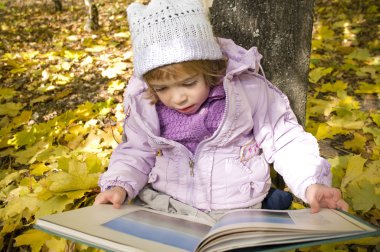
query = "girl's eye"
xmin=183 ymin=81 xmax=197 ymax=87
xmin=153 ymin=87 xmax=167 ymax=92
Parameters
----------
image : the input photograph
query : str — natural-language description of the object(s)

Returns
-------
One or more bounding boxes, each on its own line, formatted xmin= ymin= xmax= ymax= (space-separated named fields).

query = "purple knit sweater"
xmin=156 ymin=84 xmax=226 ymax=153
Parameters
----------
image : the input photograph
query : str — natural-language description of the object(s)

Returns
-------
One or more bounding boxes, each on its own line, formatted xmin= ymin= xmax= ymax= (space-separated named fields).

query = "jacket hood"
xmin=217 ymin=37 xmax=263 ymax=77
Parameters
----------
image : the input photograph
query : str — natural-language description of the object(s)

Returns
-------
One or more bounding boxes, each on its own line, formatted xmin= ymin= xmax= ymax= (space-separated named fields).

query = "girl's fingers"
xmin=94 ymin=187 xmax=127 ymax=208
xmin=94 ymin=194 xmax=108 ymax=205
xmin=336 ymin=199 xmax=349 ymax=211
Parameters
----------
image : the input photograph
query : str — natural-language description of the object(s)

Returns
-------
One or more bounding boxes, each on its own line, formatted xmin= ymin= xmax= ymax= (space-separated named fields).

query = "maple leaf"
xmin=0 ymin=88 xmax=18 ymax=100
xmin=308 ymin=67 xmax=334 ymax=83
xmin=85 ymin=45 xmax=107 ymax=53
xmin=341 ymin=155 xmax=366 ymax=188
xmin=344 ymin=237 xmax=380 ymax=246
xmin=8 ymin=127 xmax=37 ymax=149
xmin=30 ymin=163 xmax=51 ymax=176
xmin=354 ymin=82 xmax=380 ymax=94
xmin=10 ymin=67 xmax=28 ymax=74
xmin=345 ymin=48 xmax=371 ymax=61
xmin=99 ymin=127 xmax=121 ymax=148
xmin=63 ymin=49 xmax=87 ymax=60
xmin=314 ymin=123 xmax=349 ymax=140
xmin=54 ymin=73 xmax=74 ymax=85
xmin=328 ymin=155 xmax=350 ymax=188
xmin=327 ymin=109 xmax=367 ymax=130
xmin=75 ymin=102 xmax=98 ymax=120
xmin=356 ymin=65 xmax=377 ymax=79
xmin=336 ymin=91 xmax=360 ymax=110
xmin=12 ymin=141 xmax=50 ymax=164
xmin=85 ymin=154 xmax=106 ymax=173
xmin=0 ymin=102 xmax=24 ymax=117
xmin=364 ymin=161 xmax=380 ymax=185
xmin=46 ymin=172 xmax=99 ymax=193
xmin=346 ymin=179 xmax=380 ymax=212
xmin=319 ymin=25 xmax=335 ymax=40
xmin=107 ymin=79 xmax=126 ymax=94
xmin=30 ymin=95 xmax=52 ymax=106
xmin=0 ymin=169 xmax=28 ymax=189
xmin=14 ymin=229 xmax=52 ymax=252
xmin=2 ymin=196 xmax=38 ymax=234
xmin=54 ymin=88 xmax=72 ymax=101
xmin=101 ymin=62 xmax=128 ymax=79
xmin=363 ymin=127 xmax=380 ymax=146
xmin=307 ymin=97 xmax=339 ymax=116
xmin=45 ymin=158 xmax=100 ymax=192
xmin=11 ymin=110 xmax=32 ymax=128
xmin=65 ymin=133 xmax=85 ymax=149
xmin=58 ymin=190 xmax=88 ymax=200
xmin=343 ymin=132 xmax=367 ymax=152
xmin=315 ymin=80 xmax=347 ymax=93
xmin=35 ymin=194 xmax=83 ymax=218
xmin=370 ymin=113 xmax=380 ymax=127
xmin=35 ymin=145 xmax=71 ymax=164
xmin=113 ymin=32 xmax=130 ymax=38
xmin=45 ymin=237 xmax=67 ymax=251
xmin=290 ymin=202 xmax=306 ymax=210
xmin=0 ymin=116 xmax=9 ymax=128
xmin=77 ymin=131 xmax=103 ymax=153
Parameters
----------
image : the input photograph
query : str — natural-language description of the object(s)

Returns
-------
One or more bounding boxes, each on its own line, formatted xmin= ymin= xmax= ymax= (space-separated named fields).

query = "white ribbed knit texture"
xmin=127 ymin=0 xmax=223 ymax=77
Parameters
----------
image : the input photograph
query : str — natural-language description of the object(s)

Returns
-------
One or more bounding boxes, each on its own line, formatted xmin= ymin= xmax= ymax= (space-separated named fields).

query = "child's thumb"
xmin=111 ymin=192 xmax=126 ymax=208
xmin=309 ymin=198 xmax=321 ymax=214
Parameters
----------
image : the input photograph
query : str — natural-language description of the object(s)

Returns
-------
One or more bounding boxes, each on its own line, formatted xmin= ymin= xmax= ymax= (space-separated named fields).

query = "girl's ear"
xmin=145 ymin=85 xmax=160 ymax=105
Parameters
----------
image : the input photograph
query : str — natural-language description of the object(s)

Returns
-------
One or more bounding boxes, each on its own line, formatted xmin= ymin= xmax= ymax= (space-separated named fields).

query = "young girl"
xmin=94 ymin=0 xmax=348 ymax=216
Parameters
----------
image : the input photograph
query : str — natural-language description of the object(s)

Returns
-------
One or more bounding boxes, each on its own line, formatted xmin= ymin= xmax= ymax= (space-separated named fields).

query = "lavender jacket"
xmin=99 ymin=38 xmax=332 ymax=211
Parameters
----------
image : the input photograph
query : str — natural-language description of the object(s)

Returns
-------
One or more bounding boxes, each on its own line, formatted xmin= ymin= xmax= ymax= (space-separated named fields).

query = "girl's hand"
xmin=306 ymin=184 xmax=349 ymax=213
xmin=94 ymin=186 xmax=127 ymax=209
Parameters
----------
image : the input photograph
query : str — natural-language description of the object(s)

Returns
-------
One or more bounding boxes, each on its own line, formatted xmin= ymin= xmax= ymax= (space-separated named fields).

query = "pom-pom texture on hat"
xmin=127 ymin=0 xmax=223 ymax=78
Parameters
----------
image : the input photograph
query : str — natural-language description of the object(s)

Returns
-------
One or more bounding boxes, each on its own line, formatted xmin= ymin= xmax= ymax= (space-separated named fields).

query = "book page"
xmin=197 ymin=208 xmax=377 ymax=251
xmin=209 ymin=208 xmax=376 ymax=233
xmin=36 ymin=204 xmax=214 ymax=252
xmin=195 ymin=208 xmax=378 ymax=252
xmin=102 ymin=209 xmax=211 ymax=251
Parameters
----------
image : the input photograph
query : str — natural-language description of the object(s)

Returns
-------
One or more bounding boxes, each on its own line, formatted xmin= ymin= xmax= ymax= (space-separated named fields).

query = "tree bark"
xmin=52 ymin=0 xmax=63 ymax=12
xmin=210 ymin=0 xmax=314 ymax=126
xmin=84 ymin=0 xmax=100 ymax=31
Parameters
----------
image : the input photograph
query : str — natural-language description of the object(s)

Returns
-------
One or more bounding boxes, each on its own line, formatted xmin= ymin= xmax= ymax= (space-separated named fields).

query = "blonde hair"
xmin=143 ymin=59 xmax=227 ymax=104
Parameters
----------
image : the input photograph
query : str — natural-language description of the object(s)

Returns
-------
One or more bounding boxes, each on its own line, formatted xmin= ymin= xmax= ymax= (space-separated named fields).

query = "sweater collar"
xmin=208 ymin=83 xmax=225 ymax=101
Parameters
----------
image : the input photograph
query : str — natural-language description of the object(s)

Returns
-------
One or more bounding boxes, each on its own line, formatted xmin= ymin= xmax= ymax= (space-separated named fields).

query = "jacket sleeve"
xmin=247 ymin=74 xmax=332 ymax=203
xmin=98 ymin=100 xmax=156 ymax=200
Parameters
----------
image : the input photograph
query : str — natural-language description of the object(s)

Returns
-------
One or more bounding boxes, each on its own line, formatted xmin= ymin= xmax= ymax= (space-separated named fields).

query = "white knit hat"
xmin=127 ymin=0 xmax=223 ymax=78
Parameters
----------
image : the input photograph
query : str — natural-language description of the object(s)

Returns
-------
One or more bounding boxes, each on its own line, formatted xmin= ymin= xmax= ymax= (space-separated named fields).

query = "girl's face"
xmin=149 ymin=71 xmax=210 ymax=115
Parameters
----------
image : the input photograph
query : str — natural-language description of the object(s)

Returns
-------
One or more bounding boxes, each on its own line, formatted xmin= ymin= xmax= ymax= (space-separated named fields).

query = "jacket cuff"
xmin=99 ymin=177 xmax=136 ymax=201
xmin=296 ymin=159 xmax=332 ymax=203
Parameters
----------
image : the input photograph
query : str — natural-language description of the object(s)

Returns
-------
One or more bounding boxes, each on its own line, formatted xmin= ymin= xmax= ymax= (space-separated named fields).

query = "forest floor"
xmin=0 ymin=0 xmax=379 ymax=251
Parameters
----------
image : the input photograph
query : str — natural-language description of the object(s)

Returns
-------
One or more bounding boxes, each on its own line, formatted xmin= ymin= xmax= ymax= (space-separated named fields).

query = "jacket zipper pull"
xmin=189 ymin=159 xmax=194 ymax=177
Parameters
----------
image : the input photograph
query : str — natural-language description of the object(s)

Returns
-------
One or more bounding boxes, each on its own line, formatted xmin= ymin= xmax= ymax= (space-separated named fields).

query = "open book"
xmin=35 ymin=204 xmax=379 ymax=252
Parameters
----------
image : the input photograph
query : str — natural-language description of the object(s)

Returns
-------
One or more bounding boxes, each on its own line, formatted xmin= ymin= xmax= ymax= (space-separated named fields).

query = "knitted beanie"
xmin=126 ymin=0 xmax=223 ymax=78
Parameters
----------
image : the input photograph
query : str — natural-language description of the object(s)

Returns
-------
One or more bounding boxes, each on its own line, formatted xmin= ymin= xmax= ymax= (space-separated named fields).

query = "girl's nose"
xmin=172 ymin=91 xmax=187 ymax=106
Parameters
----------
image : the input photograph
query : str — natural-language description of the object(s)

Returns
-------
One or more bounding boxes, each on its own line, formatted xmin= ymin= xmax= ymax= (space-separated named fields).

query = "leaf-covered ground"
xmin=0 ymin=0 xmax=379 ymax=251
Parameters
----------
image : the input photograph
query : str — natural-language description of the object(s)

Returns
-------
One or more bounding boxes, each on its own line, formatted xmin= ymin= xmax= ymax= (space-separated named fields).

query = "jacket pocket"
xmin=148 ymin=156 xmax=169 ymax=191
xmin=218 ymin=153 xmax=270 ymax=204
xmin=148 ymin=154 xmax=182 ymax=198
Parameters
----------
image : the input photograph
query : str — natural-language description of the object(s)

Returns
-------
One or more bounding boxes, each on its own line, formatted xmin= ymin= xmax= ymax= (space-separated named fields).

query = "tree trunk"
xmin=84 ymin=0 xmax=100 ymax=31
xmin=210 ymin=0 xmax=314 ymax=126
xmin=52 ymin=0 xmax=63 ymax=12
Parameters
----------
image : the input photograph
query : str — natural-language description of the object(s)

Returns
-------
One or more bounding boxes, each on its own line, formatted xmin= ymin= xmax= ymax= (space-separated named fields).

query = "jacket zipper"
xmin=189 ymin=159 xmax=194 ymax=176
xmin=191 ymin=77 xmax=231 ymax=173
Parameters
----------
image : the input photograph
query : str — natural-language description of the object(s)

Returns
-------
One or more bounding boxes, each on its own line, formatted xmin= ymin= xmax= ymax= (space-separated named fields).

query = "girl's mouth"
xmin=177 ymin=105 xmax=196 ymax=114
